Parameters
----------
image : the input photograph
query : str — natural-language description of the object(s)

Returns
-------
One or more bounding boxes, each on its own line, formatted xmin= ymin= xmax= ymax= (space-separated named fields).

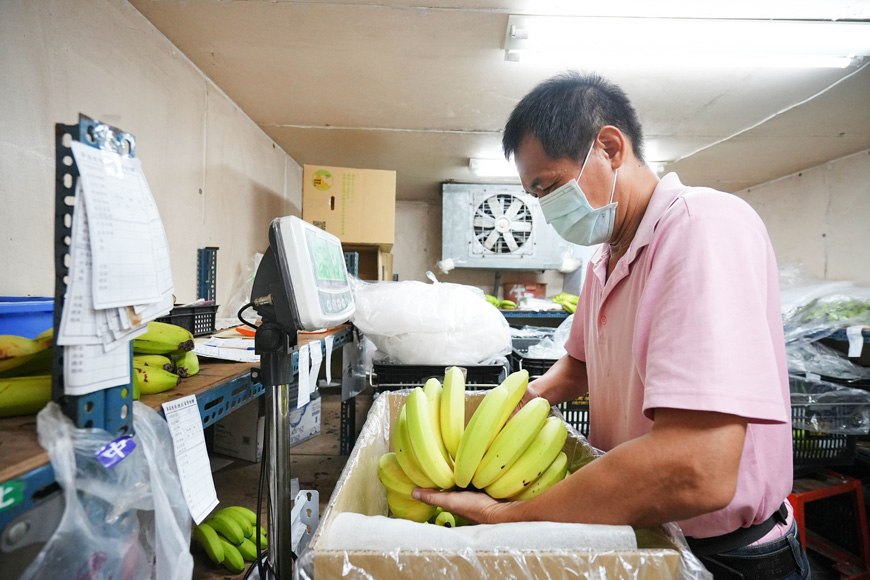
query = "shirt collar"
xmin=624 ymin=172 xmax=689 ymax=265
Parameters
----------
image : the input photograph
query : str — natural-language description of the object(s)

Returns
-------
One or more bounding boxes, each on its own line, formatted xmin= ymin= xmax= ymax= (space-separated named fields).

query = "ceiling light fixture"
xmin=504 ymin=16 xmax=870 ymax=68
xmin=469 ymin=158 xmax=519 ymax=178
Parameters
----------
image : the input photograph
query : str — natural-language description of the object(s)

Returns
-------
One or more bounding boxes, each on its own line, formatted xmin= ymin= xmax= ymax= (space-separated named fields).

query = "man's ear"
xmin=596 ymin=126 xmax=627 ymax=170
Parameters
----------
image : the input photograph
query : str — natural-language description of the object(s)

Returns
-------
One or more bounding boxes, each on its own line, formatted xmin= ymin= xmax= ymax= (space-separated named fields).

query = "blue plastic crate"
xmin=0 ymin=297 xmax=54 ymax=338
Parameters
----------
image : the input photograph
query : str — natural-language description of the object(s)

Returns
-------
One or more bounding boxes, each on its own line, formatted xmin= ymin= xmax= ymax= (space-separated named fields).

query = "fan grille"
xmin=472 ymin=194 xmax=533 ymax=254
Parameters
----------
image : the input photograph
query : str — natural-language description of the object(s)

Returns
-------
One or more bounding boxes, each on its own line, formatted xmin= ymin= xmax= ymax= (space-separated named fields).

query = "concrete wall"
xmin=0 ymin=0 xmax=301 ymax=310
xmin=736 ymin=149 xmax=870 ymax=284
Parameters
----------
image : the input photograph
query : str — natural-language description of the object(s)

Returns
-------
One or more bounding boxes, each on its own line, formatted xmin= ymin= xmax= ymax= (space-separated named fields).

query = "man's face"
xmin=514 ymin=134 xmax=611 ymax=208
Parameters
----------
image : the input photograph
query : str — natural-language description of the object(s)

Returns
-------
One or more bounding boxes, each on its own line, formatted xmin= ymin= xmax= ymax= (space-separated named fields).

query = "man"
xmin=414 ymin=72 xmax=810 ymax=579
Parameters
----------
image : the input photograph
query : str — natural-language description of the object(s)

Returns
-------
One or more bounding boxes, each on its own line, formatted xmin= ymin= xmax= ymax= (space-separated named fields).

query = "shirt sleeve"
xmin=635 ymin=194 xmax=789 ymax=424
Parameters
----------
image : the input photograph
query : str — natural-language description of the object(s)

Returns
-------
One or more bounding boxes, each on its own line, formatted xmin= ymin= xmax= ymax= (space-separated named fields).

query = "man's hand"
xmin=412 ymin=487 xmax=513 ymax=525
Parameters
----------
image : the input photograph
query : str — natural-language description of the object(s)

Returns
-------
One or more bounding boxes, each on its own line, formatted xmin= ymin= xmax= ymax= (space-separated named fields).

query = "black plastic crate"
xmin=372 ymin=363 xmax=507 ymax=391
xmin=156 ymin=304 xmax=218 ymax=337
xmin=558 ymin=395 xmax=589 ymax=438
xmin=510 ymin=337 xmax=559 ymax=378
xmin=792 ymin=403 xmax=857 ymax=475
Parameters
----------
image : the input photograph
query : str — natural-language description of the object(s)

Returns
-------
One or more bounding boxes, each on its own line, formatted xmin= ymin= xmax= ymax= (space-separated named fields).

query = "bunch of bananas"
xmin=131 ymin=321 xmax=199 ymax=399
xmin=0 ymin=329 xmax=54 ymax=418
xmin=551 ymin=292 xmax=579 ymax=314
xmin=377 ymin=368 xmax=570 ymax=525
xmin=193 ymin=506 xmax=268 ymax=574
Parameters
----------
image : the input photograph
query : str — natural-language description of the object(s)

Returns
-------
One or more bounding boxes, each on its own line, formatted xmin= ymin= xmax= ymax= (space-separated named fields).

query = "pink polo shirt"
xmin=564 ymin=173 xmax=793 ymax=539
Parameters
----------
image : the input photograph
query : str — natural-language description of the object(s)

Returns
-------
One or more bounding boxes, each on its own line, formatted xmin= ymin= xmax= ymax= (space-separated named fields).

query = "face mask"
xmin=539 ymin=143 xmax=618 ymax=246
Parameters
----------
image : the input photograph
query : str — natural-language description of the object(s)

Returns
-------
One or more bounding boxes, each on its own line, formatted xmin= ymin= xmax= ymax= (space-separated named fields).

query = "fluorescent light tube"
xmin=469 ymin=158 xmax=519 ymax=178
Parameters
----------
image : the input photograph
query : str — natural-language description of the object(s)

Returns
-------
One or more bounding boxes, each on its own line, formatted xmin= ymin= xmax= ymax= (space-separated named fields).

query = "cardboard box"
xmin=302 ymin=165 xmax=396 ymax=251
xmin=213 ymin=397 xmax=265 ymax=462
xmin=504 ymin=282 xmax=547 ymax=303
xmin=213 ymin=395 xmax=322 ymax=461
xmin=344 ymin=244 xmax=393 ymax=281
xmin=306 ymin=391 xmax=683 ymax=579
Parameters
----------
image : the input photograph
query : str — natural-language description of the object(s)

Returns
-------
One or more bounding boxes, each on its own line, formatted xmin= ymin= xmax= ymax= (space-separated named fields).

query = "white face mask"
xmin=539 ymin=142 xmax=618 ymax=246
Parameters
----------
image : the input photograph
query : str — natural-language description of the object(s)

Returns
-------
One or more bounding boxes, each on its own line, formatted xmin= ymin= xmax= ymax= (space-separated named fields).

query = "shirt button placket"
xmin=599 ymin=314 xmax=607 ymax=327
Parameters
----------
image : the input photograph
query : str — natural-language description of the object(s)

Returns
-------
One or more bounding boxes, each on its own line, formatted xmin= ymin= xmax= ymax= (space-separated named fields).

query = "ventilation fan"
xmin=472 ymin=194 xmax=533 ymax=254
xmin=442 ymin=184 xmax=581 ymax=271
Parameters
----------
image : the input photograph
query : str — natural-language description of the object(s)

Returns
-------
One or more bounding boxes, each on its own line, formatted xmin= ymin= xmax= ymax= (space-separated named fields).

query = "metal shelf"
xmin=501 ymin=310 xmax=570 ymax=319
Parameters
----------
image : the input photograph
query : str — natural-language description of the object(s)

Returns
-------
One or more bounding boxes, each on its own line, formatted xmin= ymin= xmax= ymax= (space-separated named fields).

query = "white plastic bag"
xmin=351 ymin=279 xmax=511 ymax=365
xmin=21 ymin=402 xmax=193 ymax=580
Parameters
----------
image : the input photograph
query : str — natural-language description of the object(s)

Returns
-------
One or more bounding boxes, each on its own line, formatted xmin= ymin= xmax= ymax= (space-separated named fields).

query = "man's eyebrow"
xmin=528 ymin=177 xmax=542 ymax=191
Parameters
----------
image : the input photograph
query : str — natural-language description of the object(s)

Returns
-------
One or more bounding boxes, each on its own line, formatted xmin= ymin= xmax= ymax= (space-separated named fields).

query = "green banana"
xmin=133 ymin=354 xmax=175 ymax=372
xmin=392 ymin=405 xmax=438 ymax=488
xmin=218 ymin=537 xmax=246 ymax=573
xmin=224 ymin=505 xmax=258 ymax=528
xmin=491 ymin=371 xmax=530 ymax=447
xmin=0 ymin=375 xmax=51 ymax=418
xmin=499 ymin=300 xmax=517 ymax=310
xmin=216 ymin=507 xmax=253 ymax=538
xmin=378 ymin=452 xmax=417 ymax=496
xmin=404 ymin=387 xmax=455 ymax=490
xmin=484 ymin=294 xmax=501 ymax=307
xmin=453 ymin=386 xmax=510 ymax=488
xmin=172 ymin=350 xmax=199 ymax=378
xmin=0 ymin=348 xmax=52 ymax=378
xmin=205 ymin=512 xmax=245 ymax=545
xmin=440 ymin=366 xmax=466 ymax=459
xmin=434 ymin=510 xmax=456 ymax=528
xmin=132 ymin=321 xmax=194 ymax=355
xmin=258 ymin=528 xmax=268 ymax=549
xmin=0 ymin=335 xmax=50 ymax=373
xmin=132 ymin=365 xmax=180 ymax=396
xmin=422 ymin=378 xmax=453 ymax=468
xmin=510 ymin=451 xmax=569 ymax=501
xmin=193 ymin=522 xmax=224 ymax=565
xmin=472 ymin=397 xmax=551 ymax=489
xmin=386 ymin=490 xmax=437 ymax=523
xmin=485 ymin=416 xmax=567 ymax=499
xmin=236 ymin=537 xmax=258 ymax=562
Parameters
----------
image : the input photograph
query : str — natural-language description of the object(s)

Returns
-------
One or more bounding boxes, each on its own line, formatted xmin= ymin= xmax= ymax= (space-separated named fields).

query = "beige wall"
xmin=736 ymin=149 xmax=870 ymax=284
xmin=392 ymin=201 xmax=567 ymax=298
xmin=0 ymin=0 xmax=301 ymax=307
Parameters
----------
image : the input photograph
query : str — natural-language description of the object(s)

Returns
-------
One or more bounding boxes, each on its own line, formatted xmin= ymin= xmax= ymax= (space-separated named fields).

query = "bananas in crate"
xmin=193 ymin=506 xmax=267 ymax=573
xmin=377 ymin=368 xmax=576 ymax=525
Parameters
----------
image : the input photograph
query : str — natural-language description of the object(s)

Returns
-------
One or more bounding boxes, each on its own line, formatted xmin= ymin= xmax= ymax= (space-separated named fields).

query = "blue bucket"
xmin=0 ymin=297 xmax=55 ymax=339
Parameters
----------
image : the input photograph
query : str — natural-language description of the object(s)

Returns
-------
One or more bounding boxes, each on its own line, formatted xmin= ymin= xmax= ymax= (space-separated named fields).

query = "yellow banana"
xmin=236 ymin=537 xmax=258 ymax=562
xmin=132 ymin=321 xmax=194 ymax=355
xmin=0 ymin=375 xmax=52 ymax=418
xmin=440 ymin=366 xmax=466 ymax=459
xmin=485 ymin=416 xmax=568 ymax=499
xmin=172 ymin=350 xmax=200 ymax=378
xmin=216 ymin=507 xmax=253 ymax=538
xmin=133 ymin=354 xmax=175 ymax=372
xmin=0 ymin=335 xmax=50 ymax=374
xmin=193 ymin=522 xmax=224 ymax=565
xmin=453 ymin=386 xmax=509 ymax=488
xmin=0 ymin=348 xmax=52 ymax=378
xmin=405 ymin=388 xmax=455 ymax=489
xmin=378 ymin=452 xmax=417 ymax=496
xmin=393 ymin=405 xmax=438 ymax=489
xmin=492 ymin=370 xmax=530 ymax=445
xmin=132 ymin=365 xmax=180 ymax=396
xmin=217 ymin=537 xmax=245 ymax=573
xmin=34 ymin=327 xmax=54 ymax=347
xmin=386 ymin=490 xmax=437 ymax=523
xmin=510 ymin=451 xmax=569 ymax=501
xmin=472 ymin=397 xmax=551 ymax=489
xmin=205 ymin=512 xmax=245 ymax=545
xmin=434 ymin=510 xmax=456 ymax=528
xmin=422 ymin=378 xmax=453 ymax=468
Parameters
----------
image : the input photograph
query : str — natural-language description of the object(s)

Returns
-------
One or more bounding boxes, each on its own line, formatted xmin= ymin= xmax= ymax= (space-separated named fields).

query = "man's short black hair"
xmin=503 ymin=71 xmax=645 ymax=163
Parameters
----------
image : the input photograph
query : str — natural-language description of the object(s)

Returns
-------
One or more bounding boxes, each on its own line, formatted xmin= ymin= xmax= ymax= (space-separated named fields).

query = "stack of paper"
xmin=56 ymin=142 xmax=174 ymax=396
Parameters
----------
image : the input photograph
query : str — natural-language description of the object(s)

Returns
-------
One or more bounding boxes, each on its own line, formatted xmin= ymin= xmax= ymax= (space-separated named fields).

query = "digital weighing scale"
xmin=248 ymin=215 xmax=355 ymax=580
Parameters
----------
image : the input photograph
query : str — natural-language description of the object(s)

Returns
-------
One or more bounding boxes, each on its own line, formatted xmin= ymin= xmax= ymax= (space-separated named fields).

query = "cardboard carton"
xmin=302 ymin=165 xmax=396 ymax=251
xmin=305 ymin=391 xmax=684 ymax=579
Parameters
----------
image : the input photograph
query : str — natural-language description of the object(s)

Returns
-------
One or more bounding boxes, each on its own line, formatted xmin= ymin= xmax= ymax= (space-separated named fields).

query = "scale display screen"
xmin=306 ymin=230 xmax=346 ymax=282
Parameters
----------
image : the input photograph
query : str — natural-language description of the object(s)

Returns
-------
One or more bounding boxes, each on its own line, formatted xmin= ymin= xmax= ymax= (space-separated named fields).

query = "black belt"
xmin=686 ymin=502 xmax=789 ymax=557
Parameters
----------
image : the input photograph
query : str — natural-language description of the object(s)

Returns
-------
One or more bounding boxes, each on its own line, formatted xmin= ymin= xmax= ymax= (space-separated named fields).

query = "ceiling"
xmin=129 ymin=0 xmax=870 ymax=202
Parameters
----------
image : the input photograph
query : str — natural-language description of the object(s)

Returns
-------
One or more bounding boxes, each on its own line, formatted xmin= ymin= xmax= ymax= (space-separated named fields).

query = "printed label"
xmin=312 ymin=170 xmax=333 ymax=191
xmin=95 ymin=435 xmax=137 ymax=469
xmin=0 ymin=481 xmax=25 ymax=511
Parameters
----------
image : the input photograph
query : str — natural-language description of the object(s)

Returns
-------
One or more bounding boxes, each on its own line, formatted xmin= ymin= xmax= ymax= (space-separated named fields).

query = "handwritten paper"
xmin=308 ymin=340 xmax=322 ymax=395
xmin=63 ymin=343 xmax=132 ymax=396
xmin=162 ymin=396 xmax=219 ymax=524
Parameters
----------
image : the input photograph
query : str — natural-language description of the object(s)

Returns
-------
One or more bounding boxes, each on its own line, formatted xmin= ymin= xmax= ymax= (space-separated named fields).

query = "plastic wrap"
xmin=351 ymin=279 xmax=512 ymax=365
xmin=22 ymin=402 xmax=193 ymax=580
xmin=217 ymin=251 xmax=263 ymax=329
xmin=527 ymin=314 xmax=574 ymax=360
xmin=790 ymin=374 xmax=870 ymax=434
xmin=295 ymin=390 xmax=711 ymax=580
xmin=786 ymin=339 xmax=870 ymax=382
xmin=780 ymin=268 xmax=870 ymax=343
